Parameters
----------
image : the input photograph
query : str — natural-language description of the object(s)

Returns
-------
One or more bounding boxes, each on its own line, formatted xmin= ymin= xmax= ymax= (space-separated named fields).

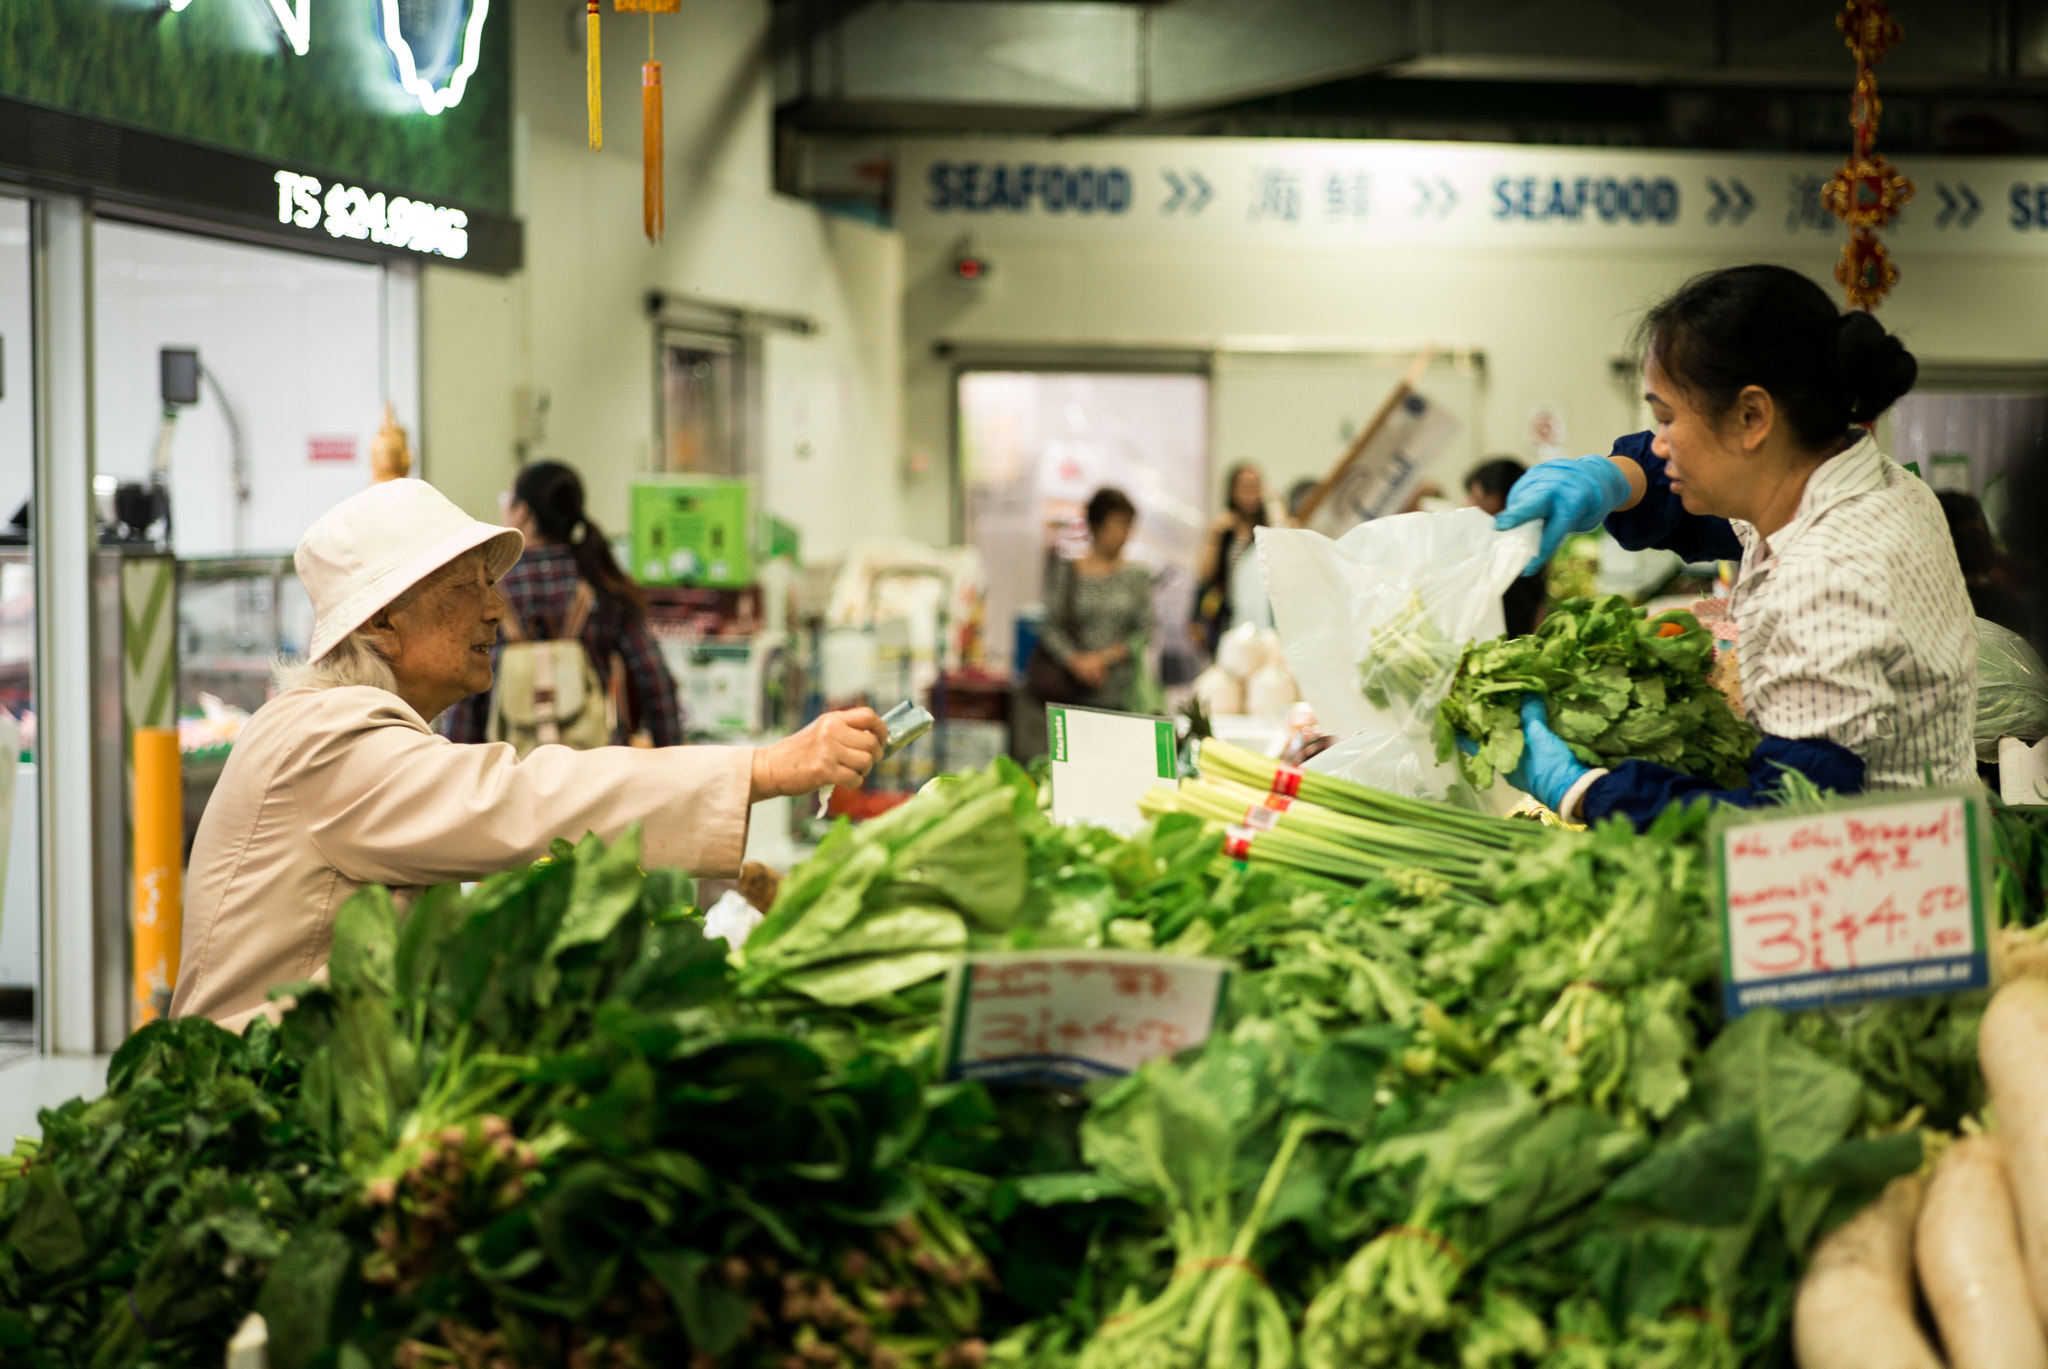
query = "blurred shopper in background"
xmin=1465 ymin=457 xmax=1526 ymax=516
xmin=1035 ymin=488 xmax=1154 ymax=713
xmin=1193 ymin=462 xmax=1279 ymax=650
xmin=1465 ymin=456 xmax=1545 ymax=637
xmin=444 ymin=460 xmax=684 ymax=747
xmin=1285 ymin=478 xmax=1320 ymax=526
xmin=2008 ymin=449 xmax=2048 ymax=660
xmin=1938 ymin=490 xmax=2030 ymax=639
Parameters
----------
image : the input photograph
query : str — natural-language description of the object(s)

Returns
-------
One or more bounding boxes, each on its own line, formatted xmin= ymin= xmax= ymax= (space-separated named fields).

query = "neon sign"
xmin=166 ymin=0 xmax=490 ymax=114
xmin=274 ymin=171 xmax=470 ymax=260
xmin=378 ymin=0 xmax=491 ymax=117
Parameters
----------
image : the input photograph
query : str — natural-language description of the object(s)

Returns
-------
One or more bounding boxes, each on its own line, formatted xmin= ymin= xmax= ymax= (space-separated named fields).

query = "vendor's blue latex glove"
xmin=1503 ymin=695 xmax=1592 ymax=812
xmin=1452 ymin=695 xmax=1591 ymax=811
xmin=1495 ymin=456 xmax=1633 ymax=577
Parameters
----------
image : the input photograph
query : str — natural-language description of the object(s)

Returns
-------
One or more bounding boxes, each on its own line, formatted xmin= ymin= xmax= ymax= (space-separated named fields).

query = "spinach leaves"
xmin=1434 ymin=595 xmax=1758 ymax=790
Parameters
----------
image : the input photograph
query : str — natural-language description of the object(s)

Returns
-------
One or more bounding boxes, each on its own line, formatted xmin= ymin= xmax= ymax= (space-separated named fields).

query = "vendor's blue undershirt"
xmin=1579 ymin=432 xmax=1867 ymax=830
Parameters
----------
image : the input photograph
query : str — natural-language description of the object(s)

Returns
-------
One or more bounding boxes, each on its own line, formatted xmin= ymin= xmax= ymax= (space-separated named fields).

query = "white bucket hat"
xmin=296 ymin=479 xmax=524 ymax=662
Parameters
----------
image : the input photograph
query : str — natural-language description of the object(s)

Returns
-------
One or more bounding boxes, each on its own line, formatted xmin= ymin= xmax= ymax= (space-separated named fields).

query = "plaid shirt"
xmin=443 ymin=546 xmax=684 ymax=746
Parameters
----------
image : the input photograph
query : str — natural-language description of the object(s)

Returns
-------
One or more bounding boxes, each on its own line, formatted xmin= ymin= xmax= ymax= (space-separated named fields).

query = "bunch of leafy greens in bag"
xmin=0 ymin=1016 xmax=350 ymax=1369
xmin=1433 ymin=596 xmax=1756 ymax=791
xmin=1358 ymin=592 xmax=1459 ymax=713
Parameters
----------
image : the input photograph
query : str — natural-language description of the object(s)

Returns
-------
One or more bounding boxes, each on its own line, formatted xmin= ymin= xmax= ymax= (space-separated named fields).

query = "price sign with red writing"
xmin=1713 ymin=790 xmax=1992 ymax=1017
xmin=939 ymin=951 xmax=1230 ymax=1086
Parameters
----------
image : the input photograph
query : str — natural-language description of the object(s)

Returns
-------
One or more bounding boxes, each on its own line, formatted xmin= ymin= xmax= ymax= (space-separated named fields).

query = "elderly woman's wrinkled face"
xmin=367 ymin=551 xmax=506 ymax=719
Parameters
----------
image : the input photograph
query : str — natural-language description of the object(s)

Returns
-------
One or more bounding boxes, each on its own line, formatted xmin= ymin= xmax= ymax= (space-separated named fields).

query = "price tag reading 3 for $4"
xmin=1712 ymin=790 xmax=1993 ymax=1017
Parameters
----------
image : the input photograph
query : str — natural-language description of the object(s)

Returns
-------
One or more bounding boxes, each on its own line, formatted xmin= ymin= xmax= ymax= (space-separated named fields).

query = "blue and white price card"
xmin=1712 ymin=790 xmax=1993 ymax=1017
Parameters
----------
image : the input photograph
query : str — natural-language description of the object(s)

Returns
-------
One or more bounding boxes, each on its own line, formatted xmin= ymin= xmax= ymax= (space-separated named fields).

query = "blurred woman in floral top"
xmin=443 ymin=460 xmax=684 ymax=746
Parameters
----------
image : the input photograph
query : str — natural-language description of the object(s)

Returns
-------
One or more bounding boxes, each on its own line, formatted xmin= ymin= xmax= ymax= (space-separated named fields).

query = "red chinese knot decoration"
xmin=1823 ymin=0 xmax=1912 ymax=309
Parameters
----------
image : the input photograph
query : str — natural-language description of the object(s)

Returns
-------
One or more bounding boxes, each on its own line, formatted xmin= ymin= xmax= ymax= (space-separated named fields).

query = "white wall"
xmin=422 ymin=0 xmax=906 ymax=565
xmin=899 ymin=141 xmax=2048 ymax=546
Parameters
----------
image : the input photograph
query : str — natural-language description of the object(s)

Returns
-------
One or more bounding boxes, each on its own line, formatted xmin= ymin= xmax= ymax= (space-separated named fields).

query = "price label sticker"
xmin=939 ymin=951 xmax=1230 ymax=1086
xmin=1712 ymin=789 xmax=1992 ymax=1017
xmin=1048 ymin=704 xmax=1178 ymax=834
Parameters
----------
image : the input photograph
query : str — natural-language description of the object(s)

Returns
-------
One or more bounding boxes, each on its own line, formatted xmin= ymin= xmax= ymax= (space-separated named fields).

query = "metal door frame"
xmin=27 ymin=189 xmax=103 ymax=1054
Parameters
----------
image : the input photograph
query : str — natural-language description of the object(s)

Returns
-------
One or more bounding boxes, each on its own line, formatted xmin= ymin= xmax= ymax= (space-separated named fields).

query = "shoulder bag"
xmin=487 ymin=583 xmax=620 ymax=756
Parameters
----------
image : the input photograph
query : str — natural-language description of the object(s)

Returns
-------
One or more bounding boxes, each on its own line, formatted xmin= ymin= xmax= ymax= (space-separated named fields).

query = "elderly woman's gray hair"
xmin=272 ymin=630 xmax=400 ymax=694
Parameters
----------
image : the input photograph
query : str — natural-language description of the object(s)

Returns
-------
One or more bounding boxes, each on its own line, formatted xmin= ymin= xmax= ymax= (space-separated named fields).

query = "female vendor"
xmin=1491 ymin=263 xmax=1978 ymax=828
xmin=171 ymin=479 xmax=887 ymax=1031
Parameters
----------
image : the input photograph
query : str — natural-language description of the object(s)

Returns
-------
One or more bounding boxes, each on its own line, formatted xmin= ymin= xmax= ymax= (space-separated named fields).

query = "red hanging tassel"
xmin=643 ymin=61 xmax=663 ymax=243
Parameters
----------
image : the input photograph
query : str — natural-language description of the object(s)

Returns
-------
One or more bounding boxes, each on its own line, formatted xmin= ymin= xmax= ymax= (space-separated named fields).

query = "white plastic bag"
xmin=703 ymin=889 xmax=766 ymax=947
xmin=1258 ymin=509 xmax=1540 ymax=802
xmin=1977 ymin=618 xmax=2048 ymax=761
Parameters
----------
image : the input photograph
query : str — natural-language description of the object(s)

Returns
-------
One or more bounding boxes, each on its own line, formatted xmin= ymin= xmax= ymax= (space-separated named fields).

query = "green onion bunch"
xmin=1193 ymin=738 xmax=1538 ymax=855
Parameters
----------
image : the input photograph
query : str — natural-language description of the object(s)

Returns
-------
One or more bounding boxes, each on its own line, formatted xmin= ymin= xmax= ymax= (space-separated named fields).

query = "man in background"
xmin=1466 ymin=457 xmax=1544 ymax=636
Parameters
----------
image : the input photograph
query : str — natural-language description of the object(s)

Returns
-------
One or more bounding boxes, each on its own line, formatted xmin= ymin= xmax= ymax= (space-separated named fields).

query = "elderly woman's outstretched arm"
xmin=296 ymin=688 xmax=752 ymax=885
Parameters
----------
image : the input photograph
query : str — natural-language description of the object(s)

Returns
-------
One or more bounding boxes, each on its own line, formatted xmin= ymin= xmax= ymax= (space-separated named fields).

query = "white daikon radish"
xmin=1243 ymin=665 xmax=1299 ymax=717
xmin=1916 ymin=1134 xmax=2048 ymax=1369
xmin=1981 ymin=978 xmax=2048 ymax=1325
xmin=1192 ymin=666 xmax=1245 ymax=716
xmin=1216 ymin=623 xmax=1269 ymax=680
xmin=1793 ymin=1175 xmax=1944 ymax=1369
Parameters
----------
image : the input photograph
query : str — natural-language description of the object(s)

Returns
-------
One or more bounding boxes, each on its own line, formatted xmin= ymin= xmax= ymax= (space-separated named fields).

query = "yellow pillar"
xmin=132 ymin=727 xmax=182 ymax=1026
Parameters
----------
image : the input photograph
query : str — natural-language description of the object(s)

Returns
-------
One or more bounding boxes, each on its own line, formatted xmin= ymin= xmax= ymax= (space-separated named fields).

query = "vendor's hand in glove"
xmin=1494 ymin=456 xmax=1633 ymax=577
xmin=1459 ymin=694 xmax=1591 ymax=811
xmin=1501 ymin=694 xmax=1591 ymax=812
xmin=750 ymin=707 xmax=888 ymax=801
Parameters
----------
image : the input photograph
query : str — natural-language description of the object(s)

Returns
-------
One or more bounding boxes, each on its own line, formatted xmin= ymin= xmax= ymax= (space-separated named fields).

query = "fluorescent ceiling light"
xmin=378 ymin=0 xmax=491 ymax=116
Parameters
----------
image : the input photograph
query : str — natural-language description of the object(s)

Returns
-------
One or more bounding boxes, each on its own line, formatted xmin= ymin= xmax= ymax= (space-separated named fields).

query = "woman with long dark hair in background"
xmin=1191 ymin=462 xmax=1277 ymax=652
xmin=444 ymin=460 xmax=685 ymax=746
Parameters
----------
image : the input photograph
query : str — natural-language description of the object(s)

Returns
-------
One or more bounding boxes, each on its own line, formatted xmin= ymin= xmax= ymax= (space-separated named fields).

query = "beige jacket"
xmin=170 ymin=686 xmax=752 ymax=1031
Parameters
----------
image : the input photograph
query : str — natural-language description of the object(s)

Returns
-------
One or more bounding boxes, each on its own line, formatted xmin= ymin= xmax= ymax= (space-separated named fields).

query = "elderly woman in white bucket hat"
xmin=170 ymin=480 xmax=885 ymax=1031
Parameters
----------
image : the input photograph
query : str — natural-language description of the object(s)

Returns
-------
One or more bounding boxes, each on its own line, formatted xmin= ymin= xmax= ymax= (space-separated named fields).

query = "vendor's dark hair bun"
xmin=1833 ymin=310 xmax=1918 ymax=423
xmin=1639 ymin=264 xmax=1917 ymax=450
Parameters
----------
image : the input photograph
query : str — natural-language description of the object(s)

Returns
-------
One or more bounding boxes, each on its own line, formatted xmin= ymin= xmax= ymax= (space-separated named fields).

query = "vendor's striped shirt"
xmin=1724 ymin=435 xmax=1978 ymax=790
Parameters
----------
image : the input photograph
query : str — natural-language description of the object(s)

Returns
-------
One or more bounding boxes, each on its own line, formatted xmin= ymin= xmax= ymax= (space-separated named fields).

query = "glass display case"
xmin=178 ymin=554 xmax=311 ymax=717
xmin=176 ymin=555 xmax=311 ymax=845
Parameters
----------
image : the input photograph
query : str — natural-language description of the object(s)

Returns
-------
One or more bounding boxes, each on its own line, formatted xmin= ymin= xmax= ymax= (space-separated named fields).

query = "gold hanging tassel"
xmin=586 ymin=0 xmax=602 ymax=150
xmin=613 ymin=0 xmax=676 ymax=235
xmin=643 ymin=61 xmax=664 ymax=242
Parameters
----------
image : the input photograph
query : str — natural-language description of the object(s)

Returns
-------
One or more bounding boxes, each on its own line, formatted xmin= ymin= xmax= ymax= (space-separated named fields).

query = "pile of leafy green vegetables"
xmin=3 ymin=757 xmax=2043 ymax=1369
xmin=1433 ymin=594 xmax=1758 ymax=792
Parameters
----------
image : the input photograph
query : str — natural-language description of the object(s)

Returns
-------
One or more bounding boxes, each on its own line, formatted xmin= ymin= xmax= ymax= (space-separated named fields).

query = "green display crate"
xmin=630 ymin=478 xmax=753 ymax=588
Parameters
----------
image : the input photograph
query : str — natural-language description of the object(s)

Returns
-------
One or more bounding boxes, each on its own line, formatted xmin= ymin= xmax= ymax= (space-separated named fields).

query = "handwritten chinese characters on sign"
xmin=1715 ymin=792 xmax=1990 ymax=1017
xmin=941 ymin=951 xmax=1229 ymax=1086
